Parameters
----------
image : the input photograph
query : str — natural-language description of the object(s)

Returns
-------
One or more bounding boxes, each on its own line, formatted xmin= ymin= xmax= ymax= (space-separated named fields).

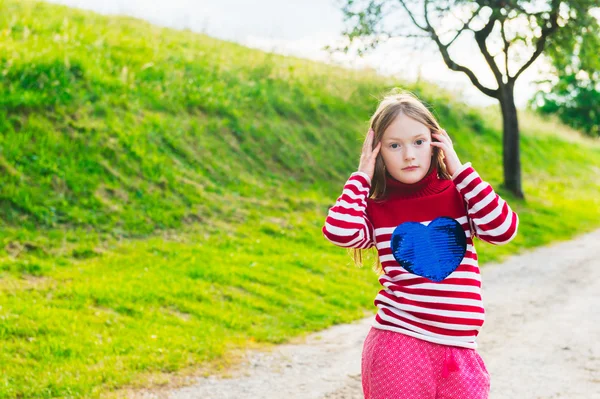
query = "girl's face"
xmin=380 ymin=113 xmax=434 ymax=184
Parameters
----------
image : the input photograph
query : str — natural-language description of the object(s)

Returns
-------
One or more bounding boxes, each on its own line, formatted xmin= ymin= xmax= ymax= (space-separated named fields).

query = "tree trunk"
xmin=499 ymin=82 xmax=525 ymax=199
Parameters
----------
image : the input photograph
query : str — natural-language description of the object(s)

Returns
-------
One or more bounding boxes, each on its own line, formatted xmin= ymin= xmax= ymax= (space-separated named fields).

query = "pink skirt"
xmin=361 ymin=327 xmax=490 ymax=399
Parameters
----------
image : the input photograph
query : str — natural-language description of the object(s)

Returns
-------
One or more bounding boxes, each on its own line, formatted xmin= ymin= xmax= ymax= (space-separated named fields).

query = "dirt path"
xmin=144 ymin=229 xmax=600 ymax=399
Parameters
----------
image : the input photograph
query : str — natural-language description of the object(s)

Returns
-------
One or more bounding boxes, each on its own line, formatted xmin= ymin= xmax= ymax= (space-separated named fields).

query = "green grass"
xmin=0 ymin=0 xmax=599 ymax=397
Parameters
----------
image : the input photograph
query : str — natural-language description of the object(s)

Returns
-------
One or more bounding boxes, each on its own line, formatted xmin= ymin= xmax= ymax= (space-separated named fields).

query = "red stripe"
xmin=468 ymin=184 xmax=493 ymax=205
xmin=456 ymin=264 xmax=479 ymax=273
xmin=326 ymin=216 xmax=365 ymax=230
xmin=379 ymin=266 xmax=481 ymax=282
xmin=322 ymin=228 xmax=358 ymax=244
xmin=350 ymin=174 xmax=370 ymax=187
xmin=379 ymin=273 xmax=481 ymax=287
xmin=379 ymin=274 xmax=436 ymax=286
xmin=329 ymin=205 xmax=363 ymax=217
xmin=475 ymin=202 xmax=509 ymax=231
xmin=441 ymin=278 xmax=481 ymax=287
xmin=469 ymin=199 xmax=498 ymax=220
xmin=343 ymin=183 xmax=368 ymax=197
xmin=337 ymin=194 xmax=365 ymax=206
xmin=477 ymin=213 xmax=518 ymax=243
xmin=461 ymin=174 xmax=482 ymax=193
xmin=454 ymin=167 xmax=474 ymax=184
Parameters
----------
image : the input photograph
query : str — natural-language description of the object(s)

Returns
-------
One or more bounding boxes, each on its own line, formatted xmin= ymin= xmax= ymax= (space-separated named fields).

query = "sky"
xmin=44 ymin=0 xmax=554 ymax=108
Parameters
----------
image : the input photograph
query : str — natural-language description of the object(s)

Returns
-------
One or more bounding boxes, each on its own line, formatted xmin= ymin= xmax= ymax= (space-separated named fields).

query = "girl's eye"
xmin=390 ymin=143 xmax=400 ymax=149
xmin=415 ymin=139 xmax=424 ymax=145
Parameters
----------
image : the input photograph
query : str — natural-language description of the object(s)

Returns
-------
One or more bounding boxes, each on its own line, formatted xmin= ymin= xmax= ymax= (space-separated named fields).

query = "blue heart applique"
xmin=390 ymin=217 xmax=467 ymax=283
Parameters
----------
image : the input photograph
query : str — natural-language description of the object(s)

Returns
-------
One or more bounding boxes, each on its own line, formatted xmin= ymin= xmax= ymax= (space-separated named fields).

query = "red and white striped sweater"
xmin=322 ymin=162 xmax=519 ymax=349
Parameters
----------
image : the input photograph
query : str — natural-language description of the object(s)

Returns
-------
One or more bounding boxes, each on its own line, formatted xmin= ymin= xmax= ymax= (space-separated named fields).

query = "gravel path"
xmin=144 ymin=229 xmax=600 ymax=399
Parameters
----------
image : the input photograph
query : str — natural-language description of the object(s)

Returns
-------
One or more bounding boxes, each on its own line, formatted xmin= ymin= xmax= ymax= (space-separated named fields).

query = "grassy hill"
xmin=1 ymin=0 xmax=599 ymax=397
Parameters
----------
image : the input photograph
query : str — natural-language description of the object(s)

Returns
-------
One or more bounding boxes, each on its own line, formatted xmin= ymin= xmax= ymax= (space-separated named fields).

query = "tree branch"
xmin=415 ymin=0 xmax=499 ymax=99
xmin=446 ymin=5 xmax=483 ymax=48
xmin=513 ymin=3 xmax=560 ymax=82
xmin=474 ymin=11 xmax=505 ymax=87
xmin=501 ymin=17 xmax=511 ymax=79
xmin=397 ymin=0 xmax=428 ymax=31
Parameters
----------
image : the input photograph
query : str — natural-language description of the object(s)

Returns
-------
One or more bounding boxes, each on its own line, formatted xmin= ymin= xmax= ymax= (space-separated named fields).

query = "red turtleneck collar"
xmin=384 ymin=166 xmax=451 ymax=199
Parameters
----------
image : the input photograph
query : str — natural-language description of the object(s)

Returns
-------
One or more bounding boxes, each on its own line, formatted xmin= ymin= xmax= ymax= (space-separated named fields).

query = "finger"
xmin=372 ymin=141 xmax=382 ymax=156
xmin=431 ymin=133 xmax=445 ymax=142
xmin=437 ymin=130 xmax=453 ymax=143
xmin=430 ymin=141 xmax=446 ymax=150
xmin=432 ymin=133 xmax=451 ymax=146
xmin=370 ymin=144 xmax=381 ymax=168
xmin=362 ymin=129 xmax=374 ymax=150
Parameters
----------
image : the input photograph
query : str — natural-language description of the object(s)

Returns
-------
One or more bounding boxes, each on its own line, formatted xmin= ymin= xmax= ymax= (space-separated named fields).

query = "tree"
xmin=531 ymin=8 xmax=600 ymax=137
xmin=337 ymin=0 xmax=599 ymax=199
xmin=532 ymin=73 xmax=600 ymax=137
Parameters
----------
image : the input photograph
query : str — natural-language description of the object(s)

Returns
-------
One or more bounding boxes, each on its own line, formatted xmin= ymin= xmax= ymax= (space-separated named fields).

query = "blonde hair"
xmin=352 ymin=89 xmax=451 ymax=274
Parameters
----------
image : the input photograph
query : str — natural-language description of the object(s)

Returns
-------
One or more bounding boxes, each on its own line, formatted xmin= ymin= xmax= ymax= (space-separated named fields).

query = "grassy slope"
xmin=1 ymin=0 xmax=599 ymax=397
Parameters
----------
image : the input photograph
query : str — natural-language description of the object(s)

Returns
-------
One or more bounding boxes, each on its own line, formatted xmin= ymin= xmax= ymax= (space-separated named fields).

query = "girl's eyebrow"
xmin=384 ymin=133 xmax=428 ymax=141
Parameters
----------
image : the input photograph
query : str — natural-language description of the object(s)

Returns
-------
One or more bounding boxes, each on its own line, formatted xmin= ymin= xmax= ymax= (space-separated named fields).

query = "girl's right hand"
xmin=358 ymin=128 xmax=382 ymax=182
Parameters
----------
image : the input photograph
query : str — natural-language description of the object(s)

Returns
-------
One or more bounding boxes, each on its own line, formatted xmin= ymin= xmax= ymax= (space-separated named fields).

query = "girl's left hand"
xmin=430 ymin=129 xmax=462 ymax=177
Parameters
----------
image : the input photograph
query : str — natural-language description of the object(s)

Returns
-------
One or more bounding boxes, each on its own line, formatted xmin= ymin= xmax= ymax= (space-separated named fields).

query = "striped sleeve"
xmin=452 ymin=162 xmax=519 ymax=245
xmin=322 ymin=171 xmax=375 ymax=249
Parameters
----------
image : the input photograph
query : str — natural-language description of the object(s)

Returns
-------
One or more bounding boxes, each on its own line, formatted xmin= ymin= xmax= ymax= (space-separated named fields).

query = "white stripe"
xmin=468 ymin=190 xmax=496 ymax=214
xmin=378 ymin=269 xmax=415 ymax=279
xmin=480 ymin=214 xmax=519 ymax=245
xmin=455 ymin=170 xmax=478 ymax=191
xmin=336 ymin=199 xmax=365 ymax=212
xmin=446 ymin=271 xmax=480 ymax=280
xmin=324 ymin=233 xmax=364 ymax=247
xmin=376 ymin=227 xmax=471 ymax=251
xmin=503 ymin=215 xmax=519 ymax=243
xmin=376 ymin=241 xmax=387 ymax=250
xmin=376 ymin=241 xmax=391 ymax=250
xmin=324 ymin=221 xmax=363 ymax=237
xmin=475 ymin=210 xmax=513 ymax=237
xmin=377 ymin=306 xmax=481 ymax=331
xmin=380 ymin=288 xmax=483 ymax=307
xmin=375 ymin=226 xmax=395 ymax=235
xmin=451 ymin=162 xmax=473 ymax=180
xmin=350 ymin=171 xmax=371 ymax=185
xmin=346 ymin=179 xmax=369 ymax=194
xmin=406 ymin=283 xmax=482 ymax=294
xmin=328 ymin=210 xmax=367 ymax=225
xmin=455 ymin=216 xmax=469 ymax=224
xmin=359 ymin=239 xmax=373 ymax=249
xmin=341 ymin=188 xmax=366 ymax=201
xmin=380 ymin=270 xmax=480 ymax=284
xmin=461 ymin=257 xmax=478 ymax=267
xmin=375 ymin=216 xmax=470 ymax=239
xmin=464 ymin=181 xmax=489 ymax=201
xmin=473 ymin=198 xmax=505 ymax=225
xmin=379 ymin=254 xmax=396 ymax=263
xmin=375 ymin=293 xmax=485 ymax=320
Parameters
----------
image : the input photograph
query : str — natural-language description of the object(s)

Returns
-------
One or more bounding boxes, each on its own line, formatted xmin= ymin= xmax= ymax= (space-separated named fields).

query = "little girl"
xmin=322 ymin=91 xmax=519 ymax=399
